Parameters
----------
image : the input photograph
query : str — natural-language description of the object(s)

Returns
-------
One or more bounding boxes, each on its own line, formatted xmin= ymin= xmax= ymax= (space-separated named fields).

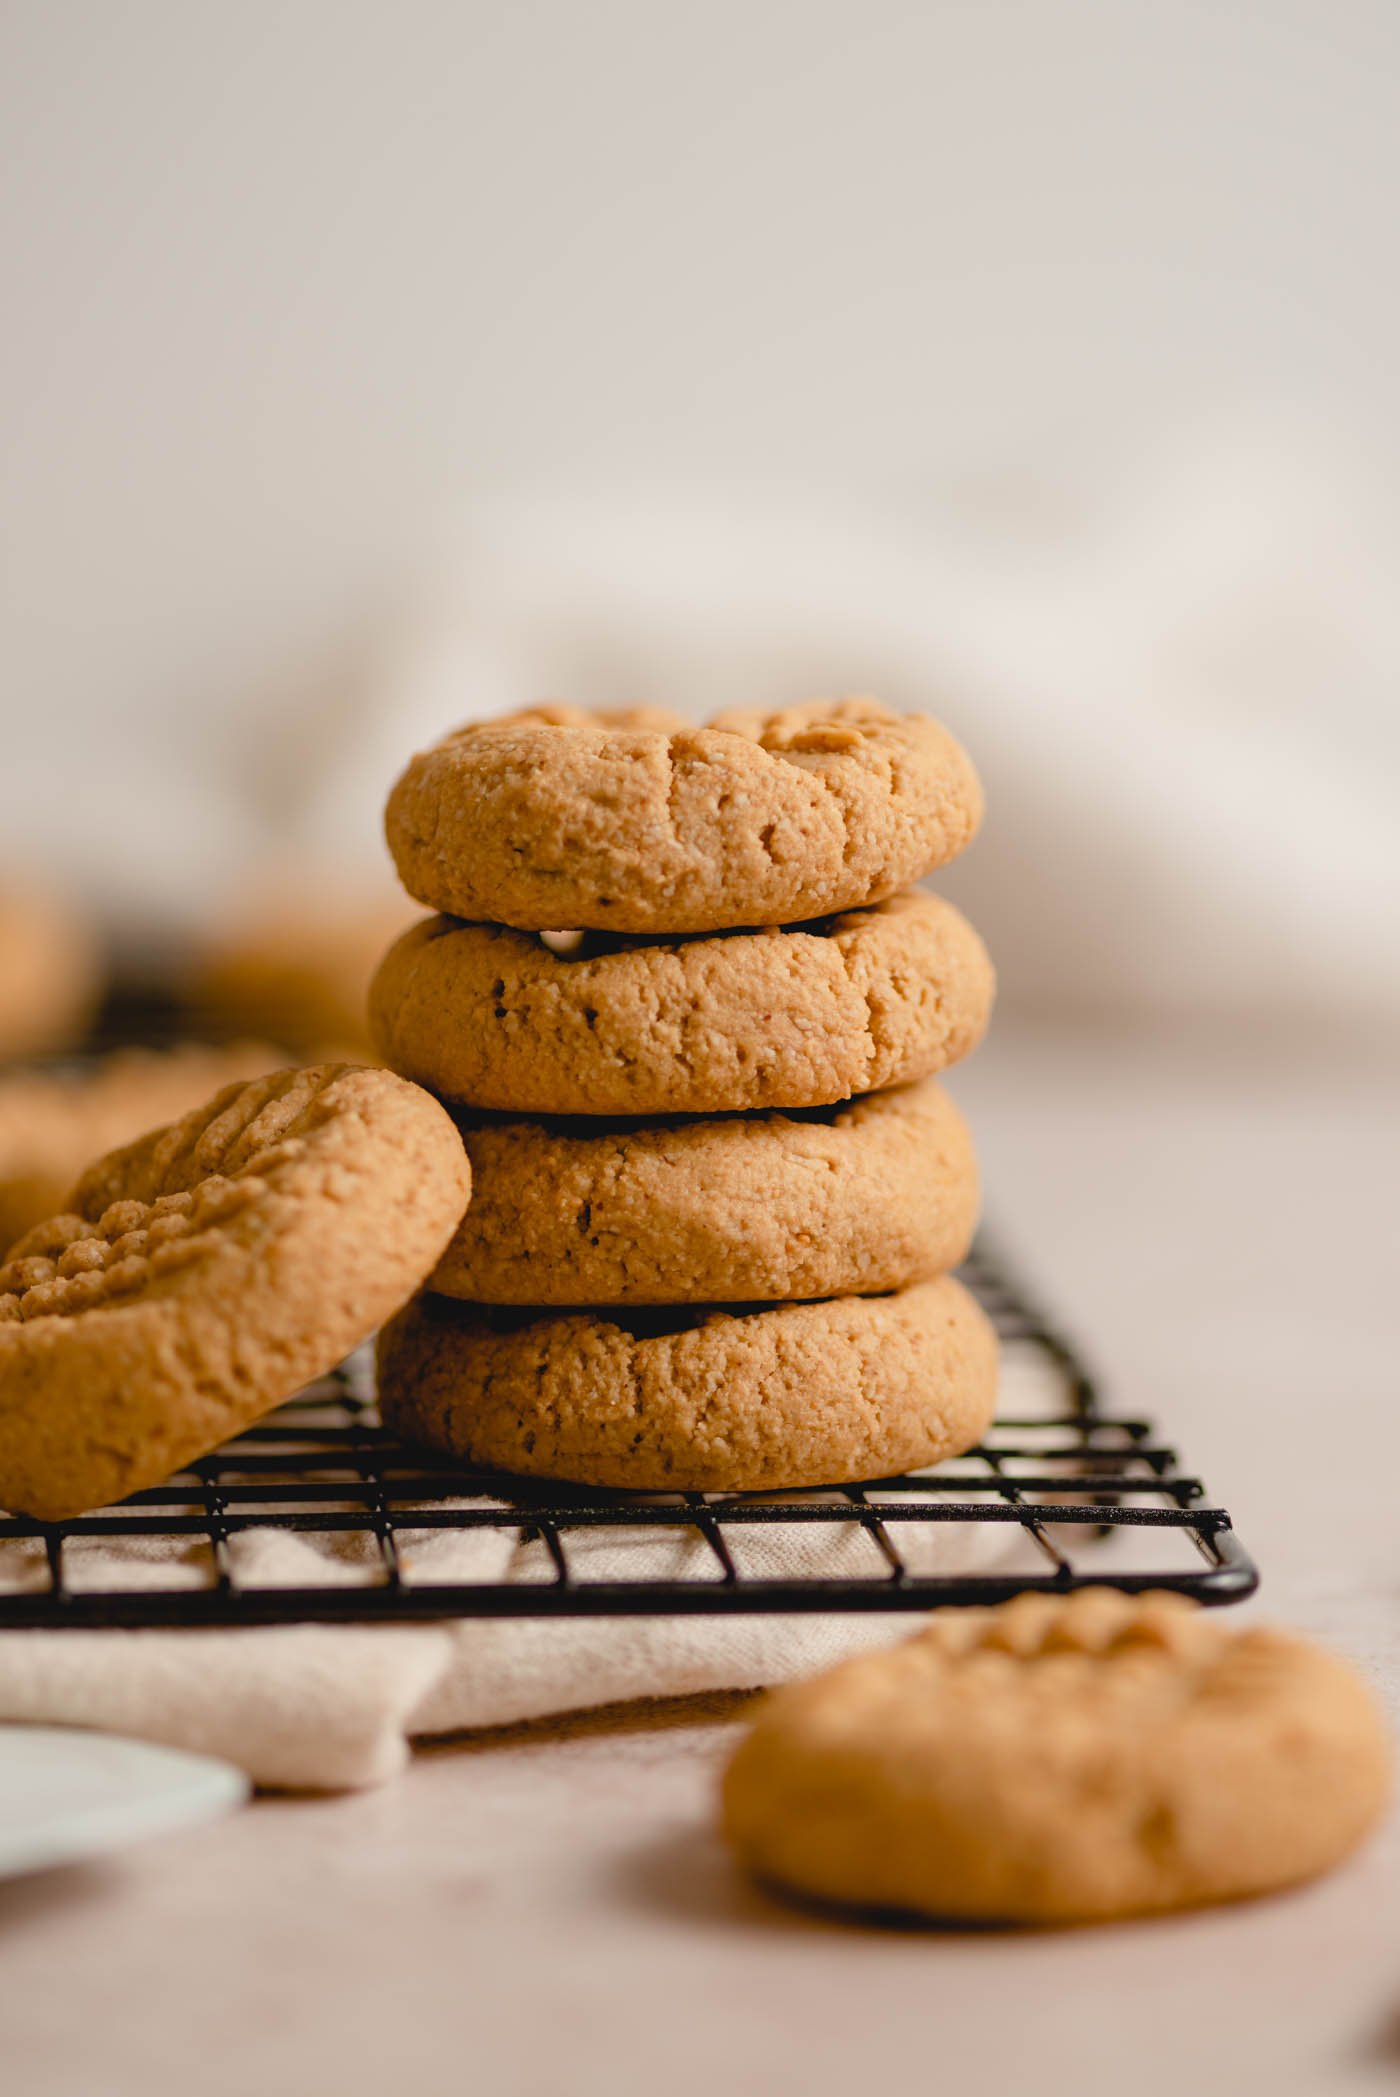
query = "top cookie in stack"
xmin=369 ymin=700 xmax=999 ymax=1494
xmin=382 ymin=700 xmax=982 ymax=933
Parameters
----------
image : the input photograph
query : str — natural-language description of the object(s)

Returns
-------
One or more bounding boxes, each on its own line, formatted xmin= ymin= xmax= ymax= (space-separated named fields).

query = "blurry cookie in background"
xmin=0 ymin=884 xmax=104 ymax=1063
xmin=184 ymin=881 xmax=416 ymax=1060
xmin=0 ymin=1043 xmax=278 ymax=1255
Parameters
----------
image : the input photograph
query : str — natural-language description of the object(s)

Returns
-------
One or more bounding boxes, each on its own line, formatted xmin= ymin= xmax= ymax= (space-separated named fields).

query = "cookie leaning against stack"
xmin=370 ymin=699 xmax=1000 ymax=1492
xmin=0 ymin=1065 xmax=470 ymax=1519
xmin=0 ymin=1042 xmax=283 ymax=1255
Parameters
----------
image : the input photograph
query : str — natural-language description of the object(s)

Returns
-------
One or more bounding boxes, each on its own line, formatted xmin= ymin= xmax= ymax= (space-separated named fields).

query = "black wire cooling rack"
xmin=0 ymin=1240 xmax=1257 ymax=1629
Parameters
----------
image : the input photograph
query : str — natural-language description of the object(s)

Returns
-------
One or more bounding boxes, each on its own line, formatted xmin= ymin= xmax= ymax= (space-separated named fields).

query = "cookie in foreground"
xmin=370 ymin=892 xmax=994 ymax=1117
xmin=385 ymin=699 xmax=983 ymax=934
xmin=721 ymin=1590 xmax=1391 ymax=1925
xmin=378 ymin=1276 xmax=998 ymax=1492
xmin=0 ymin=1065 xmax=471 ymax=1519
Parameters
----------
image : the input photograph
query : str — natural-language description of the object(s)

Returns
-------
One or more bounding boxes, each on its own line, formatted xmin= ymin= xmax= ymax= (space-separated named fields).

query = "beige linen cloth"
xmin=0 ymin=1345 xmax=1057 ymax=1790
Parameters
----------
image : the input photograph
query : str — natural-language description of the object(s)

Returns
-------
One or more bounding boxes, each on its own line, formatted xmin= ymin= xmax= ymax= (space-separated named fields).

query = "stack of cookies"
xmin=369 ymin=700 xmax=1000 ymax=1493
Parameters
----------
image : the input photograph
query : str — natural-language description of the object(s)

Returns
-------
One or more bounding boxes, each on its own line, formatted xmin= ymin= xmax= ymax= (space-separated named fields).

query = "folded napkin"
xmin=0 ymin=1341 xmax=1061 ymax=1789
xmin=0 ymin=1517 xmax=1029 ymax=1788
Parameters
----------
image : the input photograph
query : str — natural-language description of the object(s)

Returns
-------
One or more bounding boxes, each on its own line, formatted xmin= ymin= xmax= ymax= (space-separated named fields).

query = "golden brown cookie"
xmin=378 ymin=1276 xmax=997 ymax=1492
xmin=0 ymin=884 xmax=102 ymax=1062
xmin=722 ymin=1590 xmax=1392 ymax=1924
xmin=186 ymin=884 xmax=417 ymax=1057
xmin=385 ymin=700 xmax=983 ymax=933
xmin=370 ymin=892 xmax=994 ymax=1116
xmin=0 ymin=1043 xmax=281 ymax=1256
xmin=433 ymin=1079 xmax=978 ymax=1305
xmin=0 ymin=1066 xmax=471 ymax=1519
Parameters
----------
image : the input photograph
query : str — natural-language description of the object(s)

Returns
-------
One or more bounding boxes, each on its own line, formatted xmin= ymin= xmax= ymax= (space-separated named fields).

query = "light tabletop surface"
xmin=2 ymin=1023 xmax=1395 ymax=2097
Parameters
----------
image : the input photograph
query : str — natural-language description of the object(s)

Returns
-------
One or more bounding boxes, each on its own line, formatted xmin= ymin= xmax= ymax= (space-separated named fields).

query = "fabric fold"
xmin=0 ymin=1512 xmax=1019 ymax=1788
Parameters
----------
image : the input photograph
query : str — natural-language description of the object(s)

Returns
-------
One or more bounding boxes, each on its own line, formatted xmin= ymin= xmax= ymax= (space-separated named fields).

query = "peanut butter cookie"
xmin=722 ymin=1590 xmax=1392 ymax=1924
xmin=377 ymin=1276 xmax=998 ymax=1492
xmin=370 ymin=892 xmax=994 ymax=1116
xmin=385 ymin=700 xmax=983 ymax=933
xmin=0 ymin=1066 xmax=471 ymax=1519
xmin=433 ymin=1078 xmax=978 ymax=1305
xmin=0 ymin=1043 xmax=280 ymax=1256
xmin=186 ymin=884 xmax=417 ymax=1057
xmin=0 ymin=884 xmax=102 ymax=1062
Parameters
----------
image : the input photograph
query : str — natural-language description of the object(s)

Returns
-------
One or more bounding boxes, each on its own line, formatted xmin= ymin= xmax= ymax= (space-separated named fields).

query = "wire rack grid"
xmin=0 ymin=1239 xmax=1258 ymax=1630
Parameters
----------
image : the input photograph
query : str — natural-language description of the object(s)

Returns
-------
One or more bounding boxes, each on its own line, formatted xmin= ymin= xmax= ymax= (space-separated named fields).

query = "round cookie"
xmin=0 ymin=884 xmax=102 ymax=1062
xmin=186 ymin=884 xmax=418 ymax=1057
xmin=385 ymin=700 xmax=983 ymax=933
xmin=370 ymin=892 xmax=994 ymax=1117
xmin=0 ymin=1065 xmax=471 ymax=1520
xmin=377 ymin=1276 xmax=998 ymax=1492
xmin=0 ymin=1042 xmax=282 ymax=1257
xmin=722 ymin=1590 xmax=1392 ymax=1925
xmin=433 ymin=1079 xmax=978 ymax=1305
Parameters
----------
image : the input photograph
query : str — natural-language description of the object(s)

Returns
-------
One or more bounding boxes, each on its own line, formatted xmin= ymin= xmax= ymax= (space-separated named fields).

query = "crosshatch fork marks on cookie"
xmin=0 ymin=1239 xmax=1258 ymax=1629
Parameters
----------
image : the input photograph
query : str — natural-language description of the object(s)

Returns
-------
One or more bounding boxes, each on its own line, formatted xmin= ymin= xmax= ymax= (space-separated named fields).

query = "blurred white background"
xmin=1 ymin=0 xmax=1396 ymax=1031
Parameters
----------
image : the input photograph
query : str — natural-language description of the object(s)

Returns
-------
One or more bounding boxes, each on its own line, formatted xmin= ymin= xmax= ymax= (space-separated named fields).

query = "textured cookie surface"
xmin=0 ymin=1066 xmax=471 ymax=1519
xmin=378 ymin=1276 xmax=997 ymax=1492
xmin=0 ymin=1043 xmax=280 ymax=1257
xmin=722 ymin=1590 xmax=1392 ymax=1924
xmin=433 ymin=1079 xmax=978 ymax=1305
xmin=385 ymin=700 xmax=983 ymax=933
xmin=370 ymin=892 xmax=994 ymax=1116
xmin=0 ymin=885 xmax=101 ymax=1062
